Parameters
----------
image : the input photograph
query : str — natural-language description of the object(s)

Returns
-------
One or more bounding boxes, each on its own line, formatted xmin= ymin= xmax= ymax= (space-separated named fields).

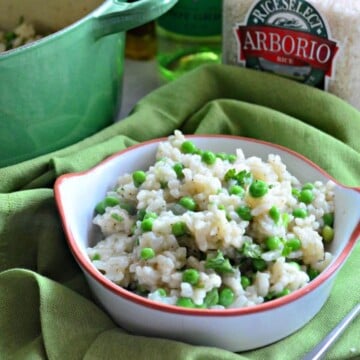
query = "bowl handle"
xmin=93 ymin=0 xmax=177 ymax=38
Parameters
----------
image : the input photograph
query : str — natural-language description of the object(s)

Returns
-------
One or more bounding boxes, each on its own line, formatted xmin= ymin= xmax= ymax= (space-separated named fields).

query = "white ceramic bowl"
xmin=54 ymin=135 xmax=360 ymax=352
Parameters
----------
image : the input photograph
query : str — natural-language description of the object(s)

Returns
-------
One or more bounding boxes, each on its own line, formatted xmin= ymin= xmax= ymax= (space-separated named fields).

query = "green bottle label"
xmin=157 ymin=0 xmax=222 ymax=37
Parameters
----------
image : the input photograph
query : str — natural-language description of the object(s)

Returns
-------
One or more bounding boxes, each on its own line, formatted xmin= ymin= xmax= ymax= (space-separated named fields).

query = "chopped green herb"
xmin=224 ymin=169 xmax=252 ymax=187
xmin=204 ymin=288 xmax=219 ymax=307
xmin=282 ymin=213 xmax=290 ymax=228
xmin=240 ymin=241 xmax=262 ymax=259
xmin=111 ymin=213 xmax=124 ymax=222
xmin=205 ymin=250 xmax=234 ymax=274
xmin=252 ymin=258 xmax=267 ymax=271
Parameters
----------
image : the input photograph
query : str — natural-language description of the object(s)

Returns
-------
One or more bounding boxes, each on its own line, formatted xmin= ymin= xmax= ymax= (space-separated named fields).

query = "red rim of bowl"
xmin=54 ymin=134 xmax=360 ymax=317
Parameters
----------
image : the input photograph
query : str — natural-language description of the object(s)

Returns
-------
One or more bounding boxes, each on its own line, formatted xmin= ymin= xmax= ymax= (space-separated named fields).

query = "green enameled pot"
xmin=0 ymin=0 xmax=177 ymax=168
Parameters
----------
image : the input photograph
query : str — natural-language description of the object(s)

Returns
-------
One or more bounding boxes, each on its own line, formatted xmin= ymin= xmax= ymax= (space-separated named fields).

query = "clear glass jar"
xmin=156 ymin=0 xmax=222 ymax=81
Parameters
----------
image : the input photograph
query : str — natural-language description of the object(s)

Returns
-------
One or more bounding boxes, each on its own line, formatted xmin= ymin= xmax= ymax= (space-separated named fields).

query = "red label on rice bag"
xmin=233 ymin=0 xmax=339 ymax=89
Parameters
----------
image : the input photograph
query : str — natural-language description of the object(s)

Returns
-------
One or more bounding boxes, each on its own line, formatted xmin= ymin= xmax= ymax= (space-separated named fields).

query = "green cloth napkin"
xmin=0 ymin=64 xmax=359 ymax=360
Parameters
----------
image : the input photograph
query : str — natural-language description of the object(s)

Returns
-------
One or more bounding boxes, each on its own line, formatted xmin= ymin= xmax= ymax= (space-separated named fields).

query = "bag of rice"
xmin=222 ymin=0 xmax=360 ymax=111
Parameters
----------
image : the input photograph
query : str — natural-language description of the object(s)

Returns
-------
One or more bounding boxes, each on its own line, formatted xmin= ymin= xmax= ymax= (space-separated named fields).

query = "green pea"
xmin=179 ymin=196 xmax=197 ymax=211
xmin=287 ymin=238 xmax=302 ymax=251
xmin=265 ymin=236 xmax=281 ymax=250
xmin=182 ymin=269 xmax=200 ymax=285
xmin=132 ymin=170 xmax=146 ymax=187
xmin=240 ymin=275 xmax=251 ymax=288
xmin=252 ymin=258 xmax=267 ymax=271
xmin=172 ymin=221 xmax=187 ymax=237
xmin=302 ymin=183 xmax=314 ymax=190
xmin=140 ymin=247 xmax=155 ymax=260
xmin=292 ymin=208 xmax=308 ymax=218
xmin=173 ymin=163 xmax=184 ymax=179
xmin=218 ymin=287 xmax=235 ymax=307
xmin=156 ymin=288 xmax=167 ymax=297
xmin=229 ymin=185 xmax=245 ymax=197
xmin=105 ymin=196 xmax=120 ymax=207
xmin=141 ymin=218 xmax=155 ymax=232
xmin=144 ymin=212 xmax=158 ymax=220
xmin=323 ymin=213 xmax=334 ymax=227
xmin=249 ymin=180 xmax=269 ymax=198
xmin=227 ymin=154 xmax=237 ymax=163
xmin=91 ymin=253 xmax=101 ymax=261
xmin=180 ymin=140 xmax=197 ymax=154
xmin=275 ymin=288 xmax=291 ymax=298
xmin=95 ymin=196 xmax=120 ymax=214
xmin=269 ymin=206 xmax=281 ymax=224
xmin=322 ymin=225 xmax=334 ymax=242
xmin=95 ymin=201 xmax=106 ymax=214
xmin=307 ymin=268 xmax=320 ymax=280
xmin=216 ymin=152 xmax=228 ymax=161
xmin=176 ymin=297 xmax=196 ymax=308
xmin=299 ymin=189 xmax=314 ymax=204
xmin=201 ymin=151 xmax=217 ymax=165
xmin=236 ymin=205 xmax=253 ymax=221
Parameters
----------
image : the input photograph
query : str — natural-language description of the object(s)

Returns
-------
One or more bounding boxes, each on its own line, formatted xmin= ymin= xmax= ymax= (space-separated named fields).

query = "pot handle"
xmin=93 ymin=0 xmax=177 ymax=38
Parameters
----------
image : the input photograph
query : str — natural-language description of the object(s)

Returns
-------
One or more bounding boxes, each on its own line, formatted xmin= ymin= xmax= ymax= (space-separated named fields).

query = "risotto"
xmin=0 ymin=18 xmax=42 ymax=53
xmin=87 ymin=131 xmax=335 ymax=309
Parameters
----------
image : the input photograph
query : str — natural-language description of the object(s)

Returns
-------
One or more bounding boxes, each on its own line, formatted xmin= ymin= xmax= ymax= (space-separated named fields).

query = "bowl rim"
xmin=54 ymin=134 xmax=360 ymax=317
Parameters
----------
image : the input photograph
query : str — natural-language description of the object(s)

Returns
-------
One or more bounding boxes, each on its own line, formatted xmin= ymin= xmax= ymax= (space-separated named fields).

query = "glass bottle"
xmin=125 ymin=0 xmax=156 ymax=60
xmin=156 ymin=0 xmax=222 ymax=81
